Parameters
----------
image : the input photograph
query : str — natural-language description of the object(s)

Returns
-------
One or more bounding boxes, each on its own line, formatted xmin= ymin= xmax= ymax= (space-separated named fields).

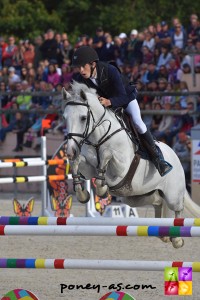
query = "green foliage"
xmin=0 ymin=0 xmax=198 ymax=42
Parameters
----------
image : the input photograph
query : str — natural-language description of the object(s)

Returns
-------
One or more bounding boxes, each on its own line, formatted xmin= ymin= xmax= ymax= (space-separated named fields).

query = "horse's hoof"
xmin=77 ymin=191 xmax=90 ymax=204
xmin=160 ymin=236 xmax=171 ymax=243
xmin=171 ymin=237 xmax=184 ymax=249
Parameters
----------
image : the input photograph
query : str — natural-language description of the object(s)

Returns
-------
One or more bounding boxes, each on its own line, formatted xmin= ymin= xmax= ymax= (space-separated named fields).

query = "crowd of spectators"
xmin=0 ymin=13 xmax=200 ymax=183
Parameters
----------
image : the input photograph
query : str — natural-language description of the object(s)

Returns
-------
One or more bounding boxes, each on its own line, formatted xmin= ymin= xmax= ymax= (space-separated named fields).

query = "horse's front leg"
xmin=71 ymin=156 xmax=90 ymax=204
xmin=95 ymin=149 xmax=112 ymax=197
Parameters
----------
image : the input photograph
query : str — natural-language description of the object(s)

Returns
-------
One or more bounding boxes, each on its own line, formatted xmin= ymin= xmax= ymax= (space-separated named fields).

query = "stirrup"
xmin=154 ymin=159 xmax=173 ymax=177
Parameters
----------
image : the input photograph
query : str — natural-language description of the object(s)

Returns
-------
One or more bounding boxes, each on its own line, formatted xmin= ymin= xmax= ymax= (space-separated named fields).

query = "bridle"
xmin=65 ymin=101 xmax=125 ymax=168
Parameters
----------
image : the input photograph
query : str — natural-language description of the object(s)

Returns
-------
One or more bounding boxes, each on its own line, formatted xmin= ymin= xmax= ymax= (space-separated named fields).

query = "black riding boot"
xmin=139 ymin=130 xmax=173 ymax=177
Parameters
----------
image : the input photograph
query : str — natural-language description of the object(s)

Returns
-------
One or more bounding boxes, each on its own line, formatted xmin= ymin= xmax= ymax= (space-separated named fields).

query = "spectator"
xmin=33 ymin=35 xmax=43 ymax=69
xmin=60 ymin=39 xmax=73 ymax=65
xmin=171 ymin=22 xmax=187 ymax=50
xmin=12 ymin=111 xmax=31 ymax=151
xmin=143 ymin=31 xmax=155 ymax=52
xmin=40 ymin=29 xmax=58 ymax=61
xmin=153 ymin=102 xmax=174 ymax=142
xmin=2 ymin=36 xmax=17 ymax=67
xmin=179 ymin=81 xmax=189 ymax=108
xmin=92 ymin=27 xmax=105 ymax=60
xmin=23 ymin=40 xmax=35 ymax=66
xmin=157 ymin=44 xmax=172 ymax=70
xmin=0 ymin=37 xmax=8 ymax=69
xmin=160 ymin=82 xmax=176 ymax=106
xmin=100 ymin=34 xmax=116 ymax=62
xmin=187 ymin=14 xmax=200 ymax=44
xmin=127 ymin=29 xmax=138 ymax=66
xmin=164 ymin=101 xmax=183 ymax=146
xmin=8 ymin=67 xmax=20 ymax=85
xmin=155 ymin=21 xmax=171 ymax=49
xmin=173 ymin=131 xmax=191 ymax=183
xmin=146 ymin=62 xmax=159 ymax=83
xmin=15 ymin=81 xmax=32 ymax=110
xmin=60 ymin=64 xmax=73 ymax=86
xmin=47 ymin=63 xmax=60 ymax=87
xmin=151 ymin=101 xmax=163 ymax=134
xmin=141 ymin=46 xmax=154 ymax=64
xmin=158 ymin=65 xmax=169 ymax=82
xmin=12 ymin=40 xmax=25 ymax=75
xmin=181 ymin=101 xmax=195 ymax=135
xmin=117 ymin=32 xmax=129 ymax=66
xmin=168 ymin=58 xmax=183 ymax=85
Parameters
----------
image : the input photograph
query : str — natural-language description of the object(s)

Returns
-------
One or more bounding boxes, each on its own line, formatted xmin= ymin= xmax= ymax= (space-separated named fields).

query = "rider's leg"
xmin=125 ymin=99 xmax=173 ymax=177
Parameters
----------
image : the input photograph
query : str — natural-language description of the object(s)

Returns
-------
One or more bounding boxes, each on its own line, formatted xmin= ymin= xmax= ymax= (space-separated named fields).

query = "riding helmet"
xmin=72 ymin=46 xmax=99 ymax=67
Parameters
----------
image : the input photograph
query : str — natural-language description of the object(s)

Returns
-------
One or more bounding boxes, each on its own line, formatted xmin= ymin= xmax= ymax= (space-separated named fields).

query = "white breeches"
xmin=125 ymin=99 xmax=147 ymax=134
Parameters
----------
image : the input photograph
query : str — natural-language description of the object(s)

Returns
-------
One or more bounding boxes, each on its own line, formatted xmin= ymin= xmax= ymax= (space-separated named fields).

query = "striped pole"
xmin=0 ymin=175 xmax=67 ymax=184
xmin=0 ymin=258 xmax=199 ymax=271
xmin=0 ymin=159 xmax=68 ymax=168
xmin=0 ymin=225 xmax=200 ymax=237
xmin=0 ymin=216 xmax=200 ymax=227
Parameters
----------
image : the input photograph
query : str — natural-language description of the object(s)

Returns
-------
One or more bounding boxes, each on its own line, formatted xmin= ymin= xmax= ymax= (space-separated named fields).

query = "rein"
xmin=65 ymin=101 xmax=125 ymax=168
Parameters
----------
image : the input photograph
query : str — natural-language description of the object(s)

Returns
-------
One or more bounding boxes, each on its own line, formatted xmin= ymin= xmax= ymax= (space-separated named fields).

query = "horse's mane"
xmin=70 ymin=81 xmax=97 ymax=100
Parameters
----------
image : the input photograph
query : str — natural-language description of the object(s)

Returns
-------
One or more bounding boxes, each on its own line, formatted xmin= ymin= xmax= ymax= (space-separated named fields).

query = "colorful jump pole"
xmin=0 ymin=225 xmax=200 ymax=237
xmin=0 ymin=258 xmax=199 ymax=271
xmin=0 ymin=217 xmax=200 ymax=227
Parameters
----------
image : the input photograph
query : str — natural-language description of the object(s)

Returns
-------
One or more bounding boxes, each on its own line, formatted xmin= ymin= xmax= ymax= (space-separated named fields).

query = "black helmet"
xmin=72 ymin=46 xmax=99 ymax=67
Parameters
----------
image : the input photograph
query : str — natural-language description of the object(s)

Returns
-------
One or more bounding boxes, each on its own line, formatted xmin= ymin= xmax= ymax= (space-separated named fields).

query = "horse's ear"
xmin=62 ymin=87 xmax=71 ymax=100
xmin=80 ymin=89 xmax=87 ymax=102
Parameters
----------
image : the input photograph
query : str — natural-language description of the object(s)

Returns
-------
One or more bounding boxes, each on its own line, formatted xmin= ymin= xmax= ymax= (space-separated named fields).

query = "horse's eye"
xmin=81 ymin=116 xmax=87 ymax=121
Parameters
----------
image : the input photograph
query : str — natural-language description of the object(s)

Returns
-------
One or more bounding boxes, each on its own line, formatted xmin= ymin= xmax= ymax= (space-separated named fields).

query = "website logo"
xmin=99 ymin=291 xmax=136 ymax=299
xmin=164 ymin=267 xmax=192 ymax=296
xmin=1 ymin=289 xmax=39 ymax=300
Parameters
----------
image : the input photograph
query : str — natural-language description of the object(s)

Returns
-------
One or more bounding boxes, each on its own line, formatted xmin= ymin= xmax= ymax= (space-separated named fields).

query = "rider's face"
xmin=78 ymin=63 xmax=91 ymax=79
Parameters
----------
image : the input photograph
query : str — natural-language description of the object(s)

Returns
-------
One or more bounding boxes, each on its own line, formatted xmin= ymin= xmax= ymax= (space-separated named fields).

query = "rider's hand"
xmin=99 ymin=97 xmax=111 ymax=107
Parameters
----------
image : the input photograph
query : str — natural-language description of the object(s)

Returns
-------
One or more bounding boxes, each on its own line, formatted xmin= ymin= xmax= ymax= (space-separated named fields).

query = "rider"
xmin=72 ymin=46 xmax=172 ymax=177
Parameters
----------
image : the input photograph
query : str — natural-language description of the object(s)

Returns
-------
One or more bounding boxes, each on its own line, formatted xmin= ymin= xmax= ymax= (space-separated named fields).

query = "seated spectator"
xmin=164 ymin=101 xmax=183 ymax=146
xmin=181 ymin=101 xmax=195 ymax=135
xmin=12 ymin=111 xmax=31 ymax=151
xmin=142 ymin=102 xmax=153 ymax=129
xmin=160 ymin=82 xmax=176 ymax=107
xmin=141 ymin=46 xmax=154 ymax=64
xmin=157 ymin=64 xmax=169 ymax=81
xmin=187 ymin=14 xmax=200 ymax=45
xmin=8 ymin=67 xmax=20 ymax=85
xmin=23 ymin=40 xmax=35 ymax=66
xmin=47 ymin=63 xmax=60 ymax=87
xmin=145 ymin=80 xmax=158 ymax=103
xmin=181 ymin=63 xmax=191 ymax=74
xmin=151 ymin=101 xmax=163 ymax=134
xmin=60 ymin=38 xmax=73 ymax=65
xmin=153 ymin=102 xmax=174 ymax=142
xmin=0 ymin=103 xmax=19 ymax=143
xmin=0 ymin=81 xmax=9 ymax=108
xmin=139 ymin=63 xmax=148 ymax=84
xmin=156 ymin=44 xmax=172 ymax=70
xmin=168 ymin=58 xmax=183 ymax=85
xmin=179 ymin=81 xmax=189 ymax=108
xmin=143 ymin=31 xmax=155 ymax=52
xmin=60 ymin=64 xmax=73 ymax=86
xmin=20 ymin=67 xmax=28 ymax=81
xmin=92 ymin=27 xmax=106 ymax=60
xmin=12 ymin=41 xmax=25 ymax=75
xmin=52 ymin=83 xmax=63 ymax=110
xmin=146 ymin=62 xmax=159 ymax=83
xmin=173 ymin=131 xmax=191 ymax=188
xmin=15 ymin=81 xmax=32 ymax=110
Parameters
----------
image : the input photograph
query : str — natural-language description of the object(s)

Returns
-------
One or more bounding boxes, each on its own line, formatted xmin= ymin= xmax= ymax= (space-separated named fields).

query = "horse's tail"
xmin=184 ymin=190 xmax=200 ymax=217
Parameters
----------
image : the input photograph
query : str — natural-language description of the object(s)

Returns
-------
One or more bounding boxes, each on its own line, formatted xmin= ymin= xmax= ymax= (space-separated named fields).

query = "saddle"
xmin=114 ymin=108 xmax=164 ymax=161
